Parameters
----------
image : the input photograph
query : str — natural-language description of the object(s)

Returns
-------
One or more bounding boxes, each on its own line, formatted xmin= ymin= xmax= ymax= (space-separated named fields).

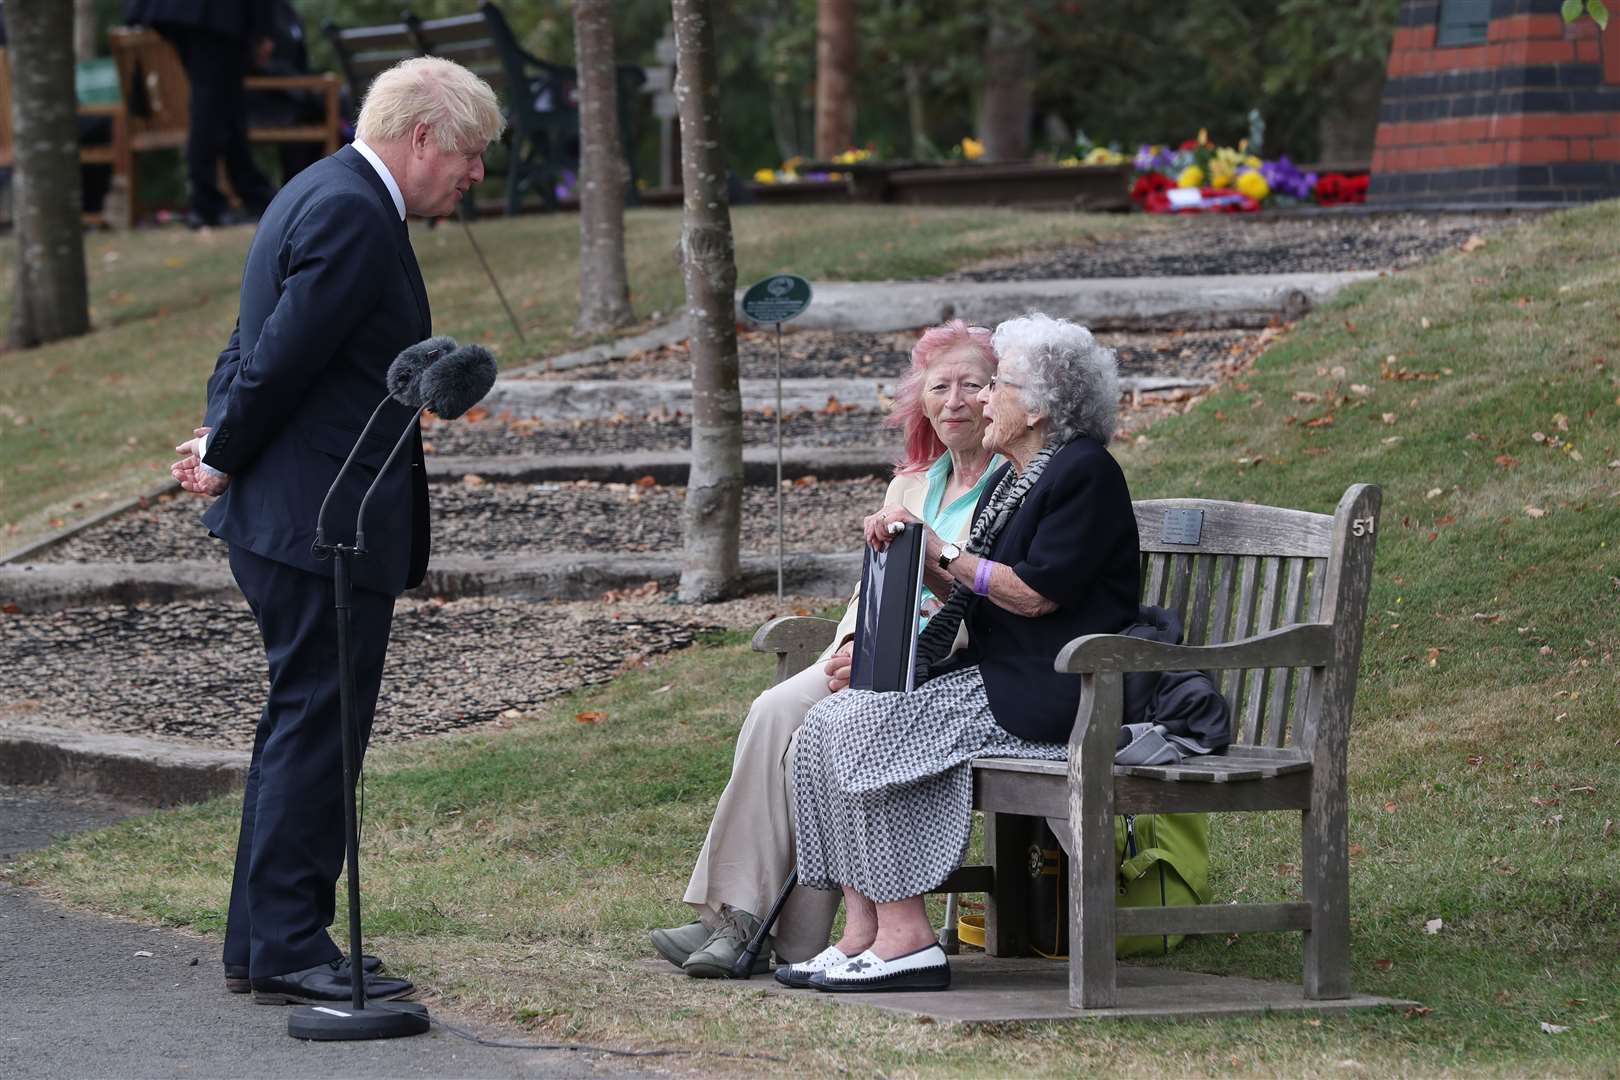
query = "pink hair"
xmin=888 ymin=319 xmax=998 ymax=475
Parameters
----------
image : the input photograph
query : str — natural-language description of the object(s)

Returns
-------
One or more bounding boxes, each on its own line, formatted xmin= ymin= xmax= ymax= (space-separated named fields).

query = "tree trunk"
xmin=1316 ymin=62 xmax=1385 ymax=167
xmin=7 ymin=0 xmax=90 ymax=349
xmin=671 ymin=0 xmax=742 ymax=603
xmin=813 ymin=0 xmax=856 ymax=158
xmin=977 ymin=2 xmax=1034 ymax=162
xmin=573 ymin=0 xmax=635 ymax=333
xmin=74 ymin=0 xmax=98 ymax=62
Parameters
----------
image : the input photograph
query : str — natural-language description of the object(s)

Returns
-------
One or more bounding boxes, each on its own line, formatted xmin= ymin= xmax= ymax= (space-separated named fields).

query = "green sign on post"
xmin=741 ymin=274 xmax=812 ymax=325
xmin=740 ymin=274 xmax=813 ymax=601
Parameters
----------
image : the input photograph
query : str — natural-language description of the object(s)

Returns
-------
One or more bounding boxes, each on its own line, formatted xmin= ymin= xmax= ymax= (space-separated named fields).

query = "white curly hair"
xmin=991 ymin=313 xmax=1120 ymax=445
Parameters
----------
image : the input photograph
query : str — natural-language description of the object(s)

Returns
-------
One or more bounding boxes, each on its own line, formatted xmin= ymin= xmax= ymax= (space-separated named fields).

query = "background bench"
xmin=105 ymin=26 xmax=341 ymax=228
xmin=324 ymin=1 xmax=643 ymax=216
xmin=752 ymin=482 xmax=1381 ymax=1011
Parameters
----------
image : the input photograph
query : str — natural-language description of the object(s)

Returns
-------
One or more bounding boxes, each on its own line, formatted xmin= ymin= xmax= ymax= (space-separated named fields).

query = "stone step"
xmin=483 ymin=374 xmax=1211 ymax=421
xmin=0 ymin=552 xmax=863 ymax=611
xmin=425 ymin=446 xmax=894 ymax=484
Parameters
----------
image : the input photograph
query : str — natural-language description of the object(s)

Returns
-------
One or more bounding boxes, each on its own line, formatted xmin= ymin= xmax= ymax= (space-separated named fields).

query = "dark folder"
xmin=848 ymin=523 xmax=928 ymax=693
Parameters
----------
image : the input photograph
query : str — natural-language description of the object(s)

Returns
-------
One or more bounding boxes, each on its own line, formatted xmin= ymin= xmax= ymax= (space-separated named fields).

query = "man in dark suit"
xmin=171 ymin=57 xmax=503 ymax=1005
xmin=124 ymin=0 xmax=276 ymax=226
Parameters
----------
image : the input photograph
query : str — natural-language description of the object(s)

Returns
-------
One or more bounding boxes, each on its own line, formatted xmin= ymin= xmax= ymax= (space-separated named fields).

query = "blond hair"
xmin=356 ymin=57 xmax=504 ymax=151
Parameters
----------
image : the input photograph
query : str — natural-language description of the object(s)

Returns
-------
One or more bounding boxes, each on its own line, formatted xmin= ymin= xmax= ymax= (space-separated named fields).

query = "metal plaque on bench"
xmin=1161 ymin=507 xmax=1204 ymax=546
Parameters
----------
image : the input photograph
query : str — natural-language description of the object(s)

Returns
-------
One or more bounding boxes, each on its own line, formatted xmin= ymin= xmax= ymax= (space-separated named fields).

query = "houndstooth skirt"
xmin=790 ymin=665 xmax=1067 ymax=903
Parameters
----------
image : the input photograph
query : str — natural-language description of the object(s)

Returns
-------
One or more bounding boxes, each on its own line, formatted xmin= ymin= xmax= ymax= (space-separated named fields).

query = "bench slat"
xmin=1134 ymin=498 xmax=1335 ymax=558
xmin=1239 ymin=556 xmax=1283 ymax=744
xmin=1225 ymin=556 xmax=1260 ymax=707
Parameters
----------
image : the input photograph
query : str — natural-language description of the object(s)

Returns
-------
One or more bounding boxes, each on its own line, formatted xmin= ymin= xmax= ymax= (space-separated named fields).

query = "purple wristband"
xmin=972 ymin=558 xmax=994 ymax=595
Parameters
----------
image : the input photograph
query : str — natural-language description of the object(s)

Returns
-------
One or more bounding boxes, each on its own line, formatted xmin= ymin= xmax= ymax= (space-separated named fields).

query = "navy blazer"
xmin=941 ymin=437 xmax=1140 ymax=744
xmin=201 ymin=145 xmax=431 ymax=596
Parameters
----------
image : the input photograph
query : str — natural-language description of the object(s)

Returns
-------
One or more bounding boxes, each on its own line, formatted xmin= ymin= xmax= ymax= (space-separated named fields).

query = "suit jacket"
xmin=201 ymin=145 xmax=431 ymax=596
xmin=125 ymin=1 xmax=270 ymax=40
xmin=940 ymin=437 xmax=1141 ymax=743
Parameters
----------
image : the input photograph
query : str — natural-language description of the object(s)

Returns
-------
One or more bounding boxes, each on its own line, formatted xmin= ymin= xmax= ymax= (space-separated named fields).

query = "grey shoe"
xmin=682 ymin=907 xmax=771 ymax=979
xmin=649 ymin=920 xmax=713 ymax=970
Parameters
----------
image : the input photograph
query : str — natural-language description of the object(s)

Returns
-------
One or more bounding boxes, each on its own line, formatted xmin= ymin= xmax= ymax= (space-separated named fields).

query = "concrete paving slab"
xmin=642 ymin=954 xmax=1415 ymax=1024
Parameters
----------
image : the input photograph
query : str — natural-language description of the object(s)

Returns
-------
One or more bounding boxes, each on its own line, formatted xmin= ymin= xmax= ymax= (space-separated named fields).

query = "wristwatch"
xmin=938 ymin=542 xmax=962 ymax=570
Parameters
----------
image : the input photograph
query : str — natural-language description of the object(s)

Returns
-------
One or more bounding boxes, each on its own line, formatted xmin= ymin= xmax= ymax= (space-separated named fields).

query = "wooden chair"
xmin=0 ymin=48 xmax=128 ymax=227
xmin=751 ymin=483 xmax=1382 ymax=1011
xmin=105 ymin=27 xmax=341 ymax=228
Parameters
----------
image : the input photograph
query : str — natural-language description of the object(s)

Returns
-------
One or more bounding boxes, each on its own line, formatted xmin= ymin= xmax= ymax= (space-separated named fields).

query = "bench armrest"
xmin=751 ymin=615 xmax=838 ymax=685
xmin=1056 ymin=622 xmax=1333 ymax=675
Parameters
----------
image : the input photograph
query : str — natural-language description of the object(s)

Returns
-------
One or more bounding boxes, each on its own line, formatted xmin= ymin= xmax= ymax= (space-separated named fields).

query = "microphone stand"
xmin=290 ymin=399 xmax=430 ymax=1042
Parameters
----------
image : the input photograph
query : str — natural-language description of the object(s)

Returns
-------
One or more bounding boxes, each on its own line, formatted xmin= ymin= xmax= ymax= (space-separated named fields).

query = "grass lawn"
xmin=0 ymin=204 xmax=1151 ymax=551
xmin=8 ymin=199 xmax=1620 ymax=1074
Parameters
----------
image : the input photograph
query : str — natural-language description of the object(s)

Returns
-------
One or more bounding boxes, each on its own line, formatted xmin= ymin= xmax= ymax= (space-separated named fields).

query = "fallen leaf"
xmin=1426 ymin=647 xmax=1441 ymax=667
xmin=1460 ymin=234 xmax=1486 ymax=252
xmin=1405 ymin=1006 xmax=1433 ymax=1019
xmin=575 ymin=710 xmax=607 ymax=724
xmin=1383 ymin=801 xmax=1398 ymax=814
xmin=1423 ymin=918 xmax=1443 ymax=934
xmin=461 ymin=473 xmax=486 ymax=488
xmin=1374 ymin=958 xmax=1394 ymax=971
xmin=0 ymin=602 xmax=20 ymax=615
xmin=1540 ymin=1022 xmax=1570 ymax=1034
xmin=1383 ymin=412 xmax=1399 ymax=425
xmin=1553 ymin=413 xmax=1569 ymax=432
xmin=1524 ymin=506 xmax=1546 ymax=519
xmin=1472 ymin=612 xmax=1502 ymax=623
xmin=1539 ymin=645 xmax=1554 ymax=655
xmin=1292 ymin=391 xmax=1321 ymax=403
xmin=1304 ymin=414 xmax=1335 ymax=428
xmin=463 ymin=405 xmax=490 ymax=423
xmin=1426 ymin=487 xmax=1443 ymax=499
xmin=651 ymin=684 xmax=673 ymax=695
xmin=134 ymin=950 xmax=154 ymax=958
xmin=1349 ymin=843 xmax=1366 ymax=857
xmin=1531 ymin=796 xmax=1561 ymax=808
xmin=634 ymin=475 xmax=657 ymax=488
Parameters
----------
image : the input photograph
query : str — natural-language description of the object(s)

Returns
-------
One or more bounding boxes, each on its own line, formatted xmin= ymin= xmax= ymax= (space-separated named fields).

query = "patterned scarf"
xmin=913 ymin=442 xmax=1059 ymax=683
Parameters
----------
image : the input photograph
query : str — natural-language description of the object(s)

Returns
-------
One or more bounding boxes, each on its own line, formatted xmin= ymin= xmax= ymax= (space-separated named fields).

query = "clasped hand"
xmin=171 ymin=427 xmax=231 ymax=496
xmin=861 ymin=504 xmax=945 ymax=564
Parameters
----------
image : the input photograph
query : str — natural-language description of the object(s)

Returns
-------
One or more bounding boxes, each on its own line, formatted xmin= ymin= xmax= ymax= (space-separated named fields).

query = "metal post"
xmin=775 ymin=321 xmax=784 ymax=601
xmin=332 ymin=551 xmax=366 ymax=1011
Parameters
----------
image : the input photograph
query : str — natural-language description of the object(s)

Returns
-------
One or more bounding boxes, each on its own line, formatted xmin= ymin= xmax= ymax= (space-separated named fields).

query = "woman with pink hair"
xmin=650 ymin=320 xmax=1003 ymax=979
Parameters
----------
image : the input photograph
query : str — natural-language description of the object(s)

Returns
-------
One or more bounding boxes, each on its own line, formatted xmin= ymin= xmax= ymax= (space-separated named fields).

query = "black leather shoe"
xmin=250 ymin=959 xmax=414 ymax=1005
xmin=225 ymin=954 xmax=384 ymax=993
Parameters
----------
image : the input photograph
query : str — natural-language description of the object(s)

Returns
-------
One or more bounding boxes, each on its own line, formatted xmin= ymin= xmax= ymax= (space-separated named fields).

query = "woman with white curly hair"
xmin=777 ymin=312 xmax=1141 ymax=993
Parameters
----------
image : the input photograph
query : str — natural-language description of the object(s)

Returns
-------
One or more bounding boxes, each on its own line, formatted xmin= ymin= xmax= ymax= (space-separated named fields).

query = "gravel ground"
xmin=944 ymin=211 xmax=1509 ymax=281
xmin=423 ymin=406 xmax=895 ymax=457
xmin=0 ymin=594 xmax=834 ymax=749
xmin=32 ymin=478 xmax=890 ymax=564
xmin=514 ymin=327 xmax=1255 ymax=385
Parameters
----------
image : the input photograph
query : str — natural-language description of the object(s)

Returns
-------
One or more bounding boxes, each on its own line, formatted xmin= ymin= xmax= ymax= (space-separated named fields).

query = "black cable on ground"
xmin=428 ymin=1015 xmax=785 ymax=1063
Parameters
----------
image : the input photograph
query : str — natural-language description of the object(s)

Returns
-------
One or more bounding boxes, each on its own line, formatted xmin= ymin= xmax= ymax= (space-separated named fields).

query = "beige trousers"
xmin=682 ymin=661 xmax=843 ymax=962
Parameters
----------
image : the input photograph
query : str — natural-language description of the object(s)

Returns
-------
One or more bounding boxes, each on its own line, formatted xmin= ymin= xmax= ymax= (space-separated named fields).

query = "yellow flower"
xmin=832 ymin=147 xmax=872 ymax=164
xmin=1177 ymin=165 xmax=1204 ymax=188
xmin=1245 ymin=155 xmax=1262 ymax=168
xmin=1235 ymin=169 xmax=1270 ymax=201
xmin=753 ymin=168 xmax=776 ymax=184
xmin=960 ymin=136 xmax=984 ymax=160
xmin=1196 ymin=127 xmax=1210 ymax=147
xmin=1083 ymin=146 xmax=1125 ymax=165
xmin=1209 ymin=160 xmax=1234 ymax=188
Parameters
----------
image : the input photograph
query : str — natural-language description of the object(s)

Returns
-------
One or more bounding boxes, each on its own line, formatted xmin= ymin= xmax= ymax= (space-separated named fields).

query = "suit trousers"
xmin=155 ymin=24 xmax=273 ymax=221
xmin=222 ymin=544 xmax=395 ymax=978
xmin=682 ymin=661 xmax=842 ymax=962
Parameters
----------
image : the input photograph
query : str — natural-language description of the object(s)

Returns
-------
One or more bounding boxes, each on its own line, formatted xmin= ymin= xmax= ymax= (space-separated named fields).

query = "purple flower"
xmin=1133 ymin=144 xmax=1174 ymax=173
xmin=1260 ymin=155 xmax=1316 ymax=201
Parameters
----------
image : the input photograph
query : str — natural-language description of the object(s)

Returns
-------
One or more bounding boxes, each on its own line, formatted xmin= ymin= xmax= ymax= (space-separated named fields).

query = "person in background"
xmin=247 ymin=0 xmax=351 ymax=183
xmin=125 ymin=0 xmax=276 ymax=227
xmin=649 ymin=320 xmax=1003 ymax=979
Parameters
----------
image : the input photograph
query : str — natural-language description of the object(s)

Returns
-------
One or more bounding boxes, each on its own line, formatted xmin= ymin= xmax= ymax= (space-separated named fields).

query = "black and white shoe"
xmin=809 ymin=944 xmax=951 ymax=993
xmin=773 ymin=945 xmax=850 ymax=989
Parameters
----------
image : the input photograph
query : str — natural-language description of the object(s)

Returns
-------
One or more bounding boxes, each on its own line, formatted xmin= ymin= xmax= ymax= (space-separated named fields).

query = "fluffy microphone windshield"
xmin=387 ymin=336 xmax=458 ymax=406
xmin=420 ymin=344 xmax=498 ymax=419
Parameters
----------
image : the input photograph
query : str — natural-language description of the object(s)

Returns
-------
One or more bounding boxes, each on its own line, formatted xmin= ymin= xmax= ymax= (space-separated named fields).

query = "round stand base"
xmin=287 ymin=1000 xmax=430 ymax=1041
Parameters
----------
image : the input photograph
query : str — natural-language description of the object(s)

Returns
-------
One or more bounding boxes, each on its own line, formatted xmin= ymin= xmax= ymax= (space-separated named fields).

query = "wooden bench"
xmin=0 ymin=48 xmax=129 ymax=227
xmin=751 ymin=482 xmax=1381 ymax=1011
xmin=105 ymin=27 xmax=342 ymax=228
xmin=323 ymin=2 xmax=643 ymax=216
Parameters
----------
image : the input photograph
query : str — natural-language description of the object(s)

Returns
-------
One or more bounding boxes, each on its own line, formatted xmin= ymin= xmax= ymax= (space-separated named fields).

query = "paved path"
xmin=0 ymin=785 xmax=644 ymax=1079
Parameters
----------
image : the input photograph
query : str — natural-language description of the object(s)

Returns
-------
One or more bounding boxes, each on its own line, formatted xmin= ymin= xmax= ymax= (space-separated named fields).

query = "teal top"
xmin=917 ymin=452 xmax=1004 ymax=628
